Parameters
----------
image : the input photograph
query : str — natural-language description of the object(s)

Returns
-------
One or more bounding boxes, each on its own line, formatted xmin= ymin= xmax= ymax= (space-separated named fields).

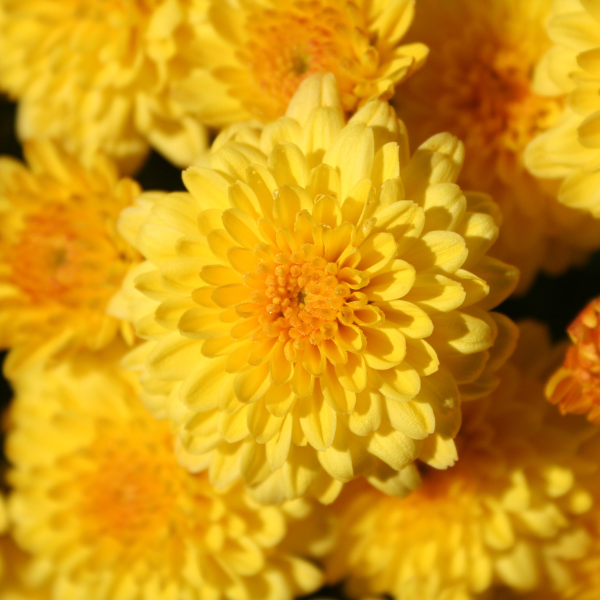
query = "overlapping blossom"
xmin=546 ymin=297 xmax=600 ymax=423
xmin=0 ymin=140 xmax=141 ymax=376
xmin=525 ymin=0 xmax=600 ymax=218
xmin=325 ymin=322 xmax=600 ymax=598
xmin=6 ymin=342 xmax=331 ymax=600
xmin=393 ymin=0 xmax=600 ymax=293
xmin=0 ymin=0 xmax=210 ymax=170
xmin=172 ymin=0 xmax=428 ymax=126
xmin=118 ymin=73 xmax=518 ymax=504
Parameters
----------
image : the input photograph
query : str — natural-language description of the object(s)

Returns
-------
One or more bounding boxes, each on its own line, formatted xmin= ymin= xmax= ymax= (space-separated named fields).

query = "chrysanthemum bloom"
xmin=546 ymin=297 xmax=600 ymax=423
xmin=6 ymin=343 xmax=331 ymax=600
xmin=0 ymin=140 xmax=141 ymax=376
xmin=393 ymin=0 xmax=600 ymax=293
xmin=525 ymin=0 xmax=600 ymax=219
xmin=325 ymin=322 xmax=600 ymax=598
xmin=0 ymin=0 xmax=210 ymax=171
xmin=172 ymin=0 xmax=428 ymax=126
xmin=119 ymin=73 xmax=519 ymax=504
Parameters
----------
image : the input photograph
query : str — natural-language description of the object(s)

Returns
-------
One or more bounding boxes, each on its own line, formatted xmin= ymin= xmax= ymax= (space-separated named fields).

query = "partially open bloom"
xmin=393 ymin=0 xmax=600 ymax=293
xmin=173 ymin=0 xmax=428 ymax=126
xmin=525 ymin=0 xmax=600 ymax=218
xmin=0 ymin=141 xmax=141 ymax=376
xmin=0 ymin=0 xmax=210 ymax=170
xmin=119 ymin=74 xmax=518 ymax=504
xmin=326 ymin=322 xmax=600 ymax=598
xmin=6 ymin=343 xmax=331 ymax=600
xmin=546 ymin=297 xmax=600 ymax=423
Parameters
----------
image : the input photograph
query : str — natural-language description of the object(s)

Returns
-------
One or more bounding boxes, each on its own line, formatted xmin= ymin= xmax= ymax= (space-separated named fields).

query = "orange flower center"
xmin=252 ymin=251 xmax=351 ymax=347
xmin=78 ymin=431 xmax=184 ymax=544
xmin=241 ymin=2 xmax=359 ymax=118
xmin=9 ymin=202 xmax=127 ymax=308
xmin=236 ymin=241 xmax=372 ymax=364
xmin=441 ymin=39 xmax=563 ymax=167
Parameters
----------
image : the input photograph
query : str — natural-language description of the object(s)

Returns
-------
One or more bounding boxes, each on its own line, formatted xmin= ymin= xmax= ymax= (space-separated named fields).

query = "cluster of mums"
xmin=2 ymin=0 xmax=600 ymax=599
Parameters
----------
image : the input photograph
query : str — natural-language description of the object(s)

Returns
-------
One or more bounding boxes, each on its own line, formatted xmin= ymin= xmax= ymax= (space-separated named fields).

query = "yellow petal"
xmin=268 ymin=142 xmax=310 ymax=188
xmin=264 ymin=384 xmax=296 ymax=417
xmin=357 ymin=232 xmax=397 ymax=275
xmin=265 ymin=413 xmax=294 ymax=470
xmin=385 ymin=398 xmax=435 ymax=440
xmin=403 ymin=273 xmax=466 ymax=312
xmin=247 ymin=399 xmax=284 ymax=443
xmin=179 ymin=307 xmax=232 ymax=339
xmin=302 ymin=106 xmax=345 ymax=169
xmin=321 ymin=364 xmax=357 ymax=414
xmin=222 ymin=208 xmax=262 ymax=248
xmin=363 ymin=259 xmax=416 ymax=301
xmin=147 ymin=332 xmax=203 ymax=381
xmin=323 ymin=122 xmax=375 ymax=202
xmin=285 ymin=73 xmax=342 ymax=126
xmin=218 ymin=405 xmax=250 ymax=443
xmin=334 ymin=352 xmax=367 ymax=392
xmin=363 ymin=327 xmax=407 ymax=369
xmin=367 ymin=423 xmax=422 ymax=471
xmin=378 ymin=365 xmax=421 ymax=402
xmin=374 ymin=299 xmax=433 ymax=339
xmin=183 ymin=166 xmax=230 ymax=210
xmin=348 ymin=390 xmax=383 ymax=436
xmin=403 ymin=231 xmax=468 ymax=274
xmin=180 ymin=356 xmax=228 ymax=412
xmin=299 ymin=387 xmax=337 ymax=451
xmin=233 ymin=363 xmax=271 ymax=404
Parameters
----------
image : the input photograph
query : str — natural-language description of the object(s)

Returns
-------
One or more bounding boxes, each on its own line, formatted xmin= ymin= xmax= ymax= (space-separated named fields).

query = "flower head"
xmin=393 ymin=0 xmax=600 ymax=294
xmin=326 ymin=322 xmax=600 ymax=598
xmin=173 ymin=0 xmax=428 ymax=125
xmin=6 ymin=343 xmax=331 ymax=600
xmin=120 ymin=74 xmax=518 ymax=504
xmin=546 ymin=297 xmax=600 ymax=423
xmin=0 ymin=0 xmax=210 ymax=170
xmin=525 ymin=0 xmax=600 ymax=218
xmin=0 ymin=140 xmax=141 ymax=376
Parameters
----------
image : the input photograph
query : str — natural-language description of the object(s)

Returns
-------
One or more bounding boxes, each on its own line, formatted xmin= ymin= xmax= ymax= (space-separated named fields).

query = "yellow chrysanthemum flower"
xmin=119 ymin=73 xmax=518 ymax=504
xmin=0 ymin=0 xmax=209 ymax=171
xmin=393 ymin=0 xmax=600 ymax=294
xmin=0 ymin=140 xmax=141 ymax=376
xmin=173 ymin=0 xmax=428 ymax=126
xmin=6 ymin=342 xmax=331 ymax=600
xmin=525 ymin=0 xmax=600 ymax=218
xmin=325 ymin=322 xmax=600 ymax=598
